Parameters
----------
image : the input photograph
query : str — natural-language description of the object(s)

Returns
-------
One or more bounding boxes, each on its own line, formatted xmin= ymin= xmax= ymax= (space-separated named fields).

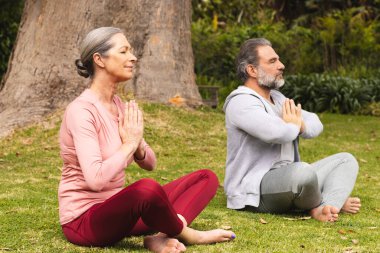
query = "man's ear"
xmin=246 ymin=64 xmax=257 ymax=78
xmin=93 ymin=53 xmax=105 ymax=68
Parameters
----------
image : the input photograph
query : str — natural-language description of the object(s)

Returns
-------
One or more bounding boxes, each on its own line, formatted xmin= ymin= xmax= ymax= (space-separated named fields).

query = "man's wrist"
xmin=299 ymin=121 xmax=306 ymax=134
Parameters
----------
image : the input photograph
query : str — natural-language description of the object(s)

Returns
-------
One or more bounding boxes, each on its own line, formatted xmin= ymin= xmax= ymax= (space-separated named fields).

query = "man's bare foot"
xmin=341 ymin=197 xmax=361 ymax=214
xmin=144 ymin=233 xmax=186 ymax=253
xmin=177 ymin=227 xmax=236 ymax=245
xmin=310 ymin=205 xmax=339 ymax=222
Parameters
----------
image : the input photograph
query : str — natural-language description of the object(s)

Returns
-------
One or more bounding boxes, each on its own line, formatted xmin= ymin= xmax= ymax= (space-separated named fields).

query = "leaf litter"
xmin=283 ymin=216 xmax=311 ymax=221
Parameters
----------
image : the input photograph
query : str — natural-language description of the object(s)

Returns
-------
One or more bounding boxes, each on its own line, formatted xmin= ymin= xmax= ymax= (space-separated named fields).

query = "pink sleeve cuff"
xmin=134 ymin=144 xmax=156 ymax=170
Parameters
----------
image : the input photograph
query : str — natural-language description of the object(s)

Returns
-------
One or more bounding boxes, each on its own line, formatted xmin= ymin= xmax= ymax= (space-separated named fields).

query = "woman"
xmin=58 ymin=27 xmax=235 ymax=252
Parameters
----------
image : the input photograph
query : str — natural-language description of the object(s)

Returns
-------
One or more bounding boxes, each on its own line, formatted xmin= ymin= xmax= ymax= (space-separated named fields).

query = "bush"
xmin=281 ymin=74 xmax=380 ymax=114
xmin=0 ymin=0 xmax=24 ymax=88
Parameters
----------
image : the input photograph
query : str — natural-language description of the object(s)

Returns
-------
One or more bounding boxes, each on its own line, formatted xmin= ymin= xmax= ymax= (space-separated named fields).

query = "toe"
xmin=352 ymin=207 xmax=360 ymax=213
xmin=177 ymin=242 xmax=186 ymax=251
xmin=223 ymin=230 xmax=236 ymax=240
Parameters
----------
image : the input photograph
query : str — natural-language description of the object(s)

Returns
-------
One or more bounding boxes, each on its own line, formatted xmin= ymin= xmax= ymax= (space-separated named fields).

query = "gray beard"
xmin=257 ymin=67 xmax=284 ymax=89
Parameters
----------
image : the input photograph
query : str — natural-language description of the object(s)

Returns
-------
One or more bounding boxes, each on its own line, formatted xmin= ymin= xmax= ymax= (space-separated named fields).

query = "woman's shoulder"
xmin=64 ymin=94 xmax=99 ymax=122
xmin=67 ymin=97 xmax=96 ymax=113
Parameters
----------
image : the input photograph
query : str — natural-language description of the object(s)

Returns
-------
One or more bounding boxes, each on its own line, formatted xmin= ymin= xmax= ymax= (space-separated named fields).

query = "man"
xmin=223 ymin=38 xmax=361 ymax=222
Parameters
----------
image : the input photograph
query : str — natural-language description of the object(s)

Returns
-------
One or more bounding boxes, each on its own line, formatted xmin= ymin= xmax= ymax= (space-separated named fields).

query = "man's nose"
xmin=278 ymin=61 xmax=285 ymax=70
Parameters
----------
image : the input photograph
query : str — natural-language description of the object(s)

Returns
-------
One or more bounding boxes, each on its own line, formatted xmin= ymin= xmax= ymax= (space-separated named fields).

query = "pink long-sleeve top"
xmin=58 ymin=89 xmax=156 ymax=225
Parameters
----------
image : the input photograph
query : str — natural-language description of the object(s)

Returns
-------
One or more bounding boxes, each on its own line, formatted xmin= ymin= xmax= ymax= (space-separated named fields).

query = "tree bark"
xmin=0 ymin=0 xmax=201 ymax=137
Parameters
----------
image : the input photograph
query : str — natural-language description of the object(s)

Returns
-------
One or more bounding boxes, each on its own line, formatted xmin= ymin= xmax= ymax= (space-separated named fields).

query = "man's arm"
xmin=272 ymin=90 xmax=323 ymax=139
xmin=299 ymin=110 xmax=323 ymax=139
xmin=226 ymin=95 xmax=300 ymax=144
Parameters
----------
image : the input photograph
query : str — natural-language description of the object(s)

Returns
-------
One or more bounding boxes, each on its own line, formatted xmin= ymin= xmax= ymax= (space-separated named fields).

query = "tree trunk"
xmin=0 ymin=0 xmax=201 ymax=137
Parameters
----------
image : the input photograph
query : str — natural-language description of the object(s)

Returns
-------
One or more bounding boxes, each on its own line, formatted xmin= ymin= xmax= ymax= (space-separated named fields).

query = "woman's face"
xmin=100 ymin=33 xmax=137 ymax=82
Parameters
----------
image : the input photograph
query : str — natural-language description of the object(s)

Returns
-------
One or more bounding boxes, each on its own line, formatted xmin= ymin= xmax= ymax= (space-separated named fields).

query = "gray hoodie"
xmin=223 ymin=86 xmax=323 ymax=209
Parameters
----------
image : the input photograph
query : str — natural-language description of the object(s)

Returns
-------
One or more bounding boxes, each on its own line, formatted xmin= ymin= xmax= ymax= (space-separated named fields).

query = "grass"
xmin=0 ymin=102 xmax=379 ymax=253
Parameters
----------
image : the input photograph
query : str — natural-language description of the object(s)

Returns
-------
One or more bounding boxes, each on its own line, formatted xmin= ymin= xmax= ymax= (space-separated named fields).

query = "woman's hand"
xmin=282 ymin=98 xmax=302 ymax=130
xmin=119 ymin=100 xmax=144 ymax=151
xmin=134 ymin=139 xmax=146 ymax=160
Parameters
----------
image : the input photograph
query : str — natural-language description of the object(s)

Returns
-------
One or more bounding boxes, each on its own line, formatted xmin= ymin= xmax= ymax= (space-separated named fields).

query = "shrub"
xmin=282 ymin=74 xmax=380 ymax=114
xmin=0 ymin=0 xmax=24 ymax=87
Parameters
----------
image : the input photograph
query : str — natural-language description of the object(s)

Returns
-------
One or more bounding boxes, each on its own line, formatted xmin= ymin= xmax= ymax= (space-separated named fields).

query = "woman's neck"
xmin=90 ymin=76 xmax=117 ymax=104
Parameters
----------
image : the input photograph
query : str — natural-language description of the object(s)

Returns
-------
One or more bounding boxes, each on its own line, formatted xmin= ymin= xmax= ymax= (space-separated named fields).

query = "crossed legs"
xmin=62 ymin=169 xmax=235 ymax=252
xmin=251 ymin=153 xmax=360 ymax=222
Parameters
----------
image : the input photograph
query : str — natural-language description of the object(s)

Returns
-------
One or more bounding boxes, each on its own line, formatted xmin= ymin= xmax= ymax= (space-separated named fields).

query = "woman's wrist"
xmin=120 ymin=142 xmax=139 ymax=156
xmin=134 ymin=141 xmax=146 ymax=160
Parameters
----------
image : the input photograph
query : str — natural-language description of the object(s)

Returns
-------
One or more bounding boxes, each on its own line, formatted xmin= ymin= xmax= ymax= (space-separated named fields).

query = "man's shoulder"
xmin=226 ymin=93 xmax=267 ymax=116
xmin=229 ymin=93 xmax=265 ymax=105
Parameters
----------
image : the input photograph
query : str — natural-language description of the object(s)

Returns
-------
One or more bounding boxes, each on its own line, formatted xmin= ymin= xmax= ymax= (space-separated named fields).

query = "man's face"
xmin=256 ymin=46 xmax=285 ymax=89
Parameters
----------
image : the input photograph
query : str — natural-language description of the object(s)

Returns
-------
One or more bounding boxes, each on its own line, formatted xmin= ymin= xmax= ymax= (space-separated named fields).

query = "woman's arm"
xmin=134 ymin=139 xmax=157 ymax=171
xmin=66 ymin=103 xmax=137 ymax=192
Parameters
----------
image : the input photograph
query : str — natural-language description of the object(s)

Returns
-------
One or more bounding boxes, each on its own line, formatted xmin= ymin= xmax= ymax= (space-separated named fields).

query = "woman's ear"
xmin=93 ymin=53 xmax=105 ymax=68
xmin=246 ymin=64 xmax=257 ymax=79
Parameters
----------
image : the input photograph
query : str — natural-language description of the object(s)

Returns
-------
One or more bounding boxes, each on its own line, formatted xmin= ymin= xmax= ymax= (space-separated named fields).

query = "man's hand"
xmin=282 ymin=98 xmax=302 ymax=130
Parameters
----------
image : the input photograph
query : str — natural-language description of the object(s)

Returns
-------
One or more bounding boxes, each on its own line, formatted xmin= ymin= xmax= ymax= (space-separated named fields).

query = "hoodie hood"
xmin=223 ymin=86 xmax=285 ymax=113
xmin=223 ymin=86 xmax=264 ymax=112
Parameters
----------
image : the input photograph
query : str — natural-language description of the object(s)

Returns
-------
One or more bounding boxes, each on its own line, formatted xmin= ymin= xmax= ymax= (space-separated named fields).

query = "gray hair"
xmin=236 ymin=38 xmax=272 ymax=83
xmin=75 ymin=27 xmax=123 ymax=78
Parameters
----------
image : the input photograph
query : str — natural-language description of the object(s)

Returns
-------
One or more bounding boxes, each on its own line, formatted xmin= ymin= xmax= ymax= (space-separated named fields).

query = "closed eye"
xmin=269 ymin=58 xmax=277 ymax=63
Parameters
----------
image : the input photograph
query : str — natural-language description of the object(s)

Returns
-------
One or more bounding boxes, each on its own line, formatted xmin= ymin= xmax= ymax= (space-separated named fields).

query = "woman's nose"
xmin=129 ymin=52 xmax=137 ymax=62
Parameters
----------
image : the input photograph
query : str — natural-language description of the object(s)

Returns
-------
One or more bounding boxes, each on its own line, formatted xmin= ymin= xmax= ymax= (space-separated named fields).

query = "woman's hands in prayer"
xmin=119 ymin=100 xmax=144 ymax=152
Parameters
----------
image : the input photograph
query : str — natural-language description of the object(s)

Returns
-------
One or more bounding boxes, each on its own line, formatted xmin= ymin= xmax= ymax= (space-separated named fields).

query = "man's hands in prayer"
xmin=282 ymin=98 xmax=303 ymax=133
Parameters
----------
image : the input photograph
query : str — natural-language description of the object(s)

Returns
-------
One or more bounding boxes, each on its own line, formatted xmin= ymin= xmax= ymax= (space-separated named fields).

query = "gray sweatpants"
xmin=250 ymin=152 xmax=359 ymax=213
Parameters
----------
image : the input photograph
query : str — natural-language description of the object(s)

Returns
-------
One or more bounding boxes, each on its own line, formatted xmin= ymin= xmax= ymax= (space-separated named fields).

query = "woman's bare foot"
xmin=177 ymin=214 xmax=187 ymax=227
xmin=144 ymin=233 xmax=186 ymax=253
xmin=341 ymin=197 xmax=361 ymax=214
xmin=310 ymin=205 xmax=339 ymax=222
xmin=177 ymin=227 xmax=236 ymax=245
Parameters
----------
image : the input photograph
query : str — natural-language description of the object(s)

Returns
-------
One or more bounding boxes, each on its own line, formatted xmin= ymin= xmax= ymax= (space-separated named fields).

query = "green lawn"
xmin=0 ymin=103 xmax=379 ymax=252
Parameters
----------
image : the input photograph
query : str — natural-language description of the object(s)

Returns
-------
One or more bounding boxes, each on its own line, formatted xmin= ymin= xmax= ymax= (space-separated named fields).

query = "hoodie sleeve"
xmin=270 ymin=90 xmax=323 ymax=139
xmin=225 ymin=94 xmax=300 ymax=144
xmin=299 ymin=110 xmax=323 ymax=139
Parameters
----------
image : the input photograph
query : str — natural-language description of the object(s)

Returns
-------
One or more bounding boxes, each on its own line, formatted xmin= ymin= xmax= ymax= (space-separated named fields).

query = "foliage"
xmin=359 ymin=102 xmax=380 ymax=116
xmin=192 ymin=0 xmax=262 ymax=25
xmin=0 ymin=0 xmax=24 ymax=88
xmin=281 ymin=74 xmax=380 ymax=114
xmin=0 ymin=104 xmax=379 ymax=252
xmin=315 ymin=7 xmax=380 ymax=73
xmin=0 ymin=1 xmax=379 ymax=114
xmin=192 ymin=3 xmax=380 ymax=78
xmin=192 ymin=1 xmax=380 ymax=113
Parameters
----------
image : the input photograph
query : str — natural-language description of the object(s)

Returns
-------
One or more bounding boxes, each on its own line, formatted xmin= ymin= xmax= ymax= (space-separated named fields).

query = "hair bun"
xmin=75 ymin=59 xmax=90 ymax=78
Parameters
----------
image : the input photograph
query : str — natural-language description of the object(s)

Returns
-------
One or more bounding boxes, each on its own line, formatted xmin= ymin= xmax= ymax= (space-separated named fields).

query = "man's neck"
xmin=244 ymin=80 xmax=272 ymax=103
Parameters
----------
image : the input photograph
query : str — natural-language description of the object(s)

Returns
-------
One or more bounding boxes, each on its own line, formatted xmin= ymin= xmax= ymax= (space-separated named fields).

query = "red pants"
xmin=62 ymin=169 xmax=219 ymax=247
